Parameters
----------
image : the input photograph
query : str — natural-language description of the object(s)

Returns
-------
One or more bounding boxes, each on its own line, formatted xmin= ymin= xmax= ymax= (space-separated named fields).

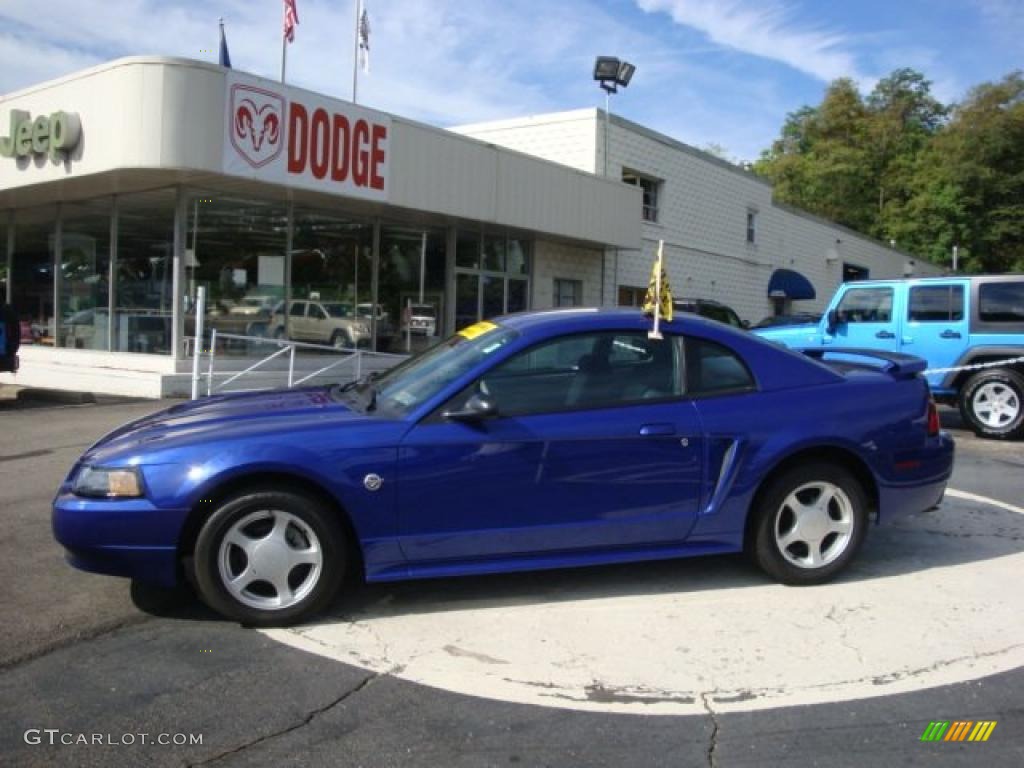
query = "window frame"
xmin=835 ymin=287 xmax=895 ymax=324
xmin=746 ymin=209 xmax=758 ymax=245
xmin=907 ymin=284 xmax=965 ymax=323
xmin=553 ymin=278 xmax=583 ymax=308
xmin=682 ymin=335 xmax=758 ymax=399
xmin=432 ymin=330 xmax=687 ymax=420
xmin=621 ymin=170 xmax=662 ymax=223
xmin=975 ymin=280 xmax=1024 ymax=331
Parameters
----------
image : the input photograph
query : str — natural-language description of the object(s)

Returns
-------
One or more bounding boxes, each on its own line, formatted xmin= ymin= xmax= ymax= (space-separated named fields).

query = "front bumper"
xmin=52 ymin=493 xmax=189 ymax=587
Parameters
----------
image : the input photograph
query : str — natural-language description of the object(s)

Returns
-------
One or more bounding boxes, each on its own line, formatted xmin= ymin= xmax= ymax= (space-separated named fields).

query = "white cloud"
xmin=634 ymin=0 xmax=866 ymax=84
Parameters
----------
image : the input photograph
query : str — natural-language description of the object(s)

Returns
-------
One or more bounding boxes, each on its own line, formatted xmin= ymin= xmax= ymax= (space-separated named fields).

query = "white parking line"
xmin=947 ymin=488 xmax=1024 ymax=516
xmin=264 ymin=490 xmax=1024 ymax=715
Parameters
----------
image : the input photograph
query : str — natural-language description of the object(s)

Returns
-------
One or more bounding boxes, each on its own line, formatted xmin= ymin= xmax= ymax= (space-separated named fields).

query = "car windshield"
xmin=323 ymin=303 xmax=353 ymax=318
xmin=341 ymin=322 xmax=518 ymax=416
xmin=240 ymin=297 xmax=268 ymax=307
xmin=411 ymin=305 xmax=436 ymax=317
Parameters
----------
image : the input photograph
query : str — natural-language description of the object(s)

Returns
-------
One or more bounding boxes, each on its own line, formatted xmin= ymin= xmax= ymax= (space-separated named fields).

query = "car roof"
xmin=842 ymin=274 xmax=1024 ymax=288
xmin=495 ymin=307 xmax=741 ymax=338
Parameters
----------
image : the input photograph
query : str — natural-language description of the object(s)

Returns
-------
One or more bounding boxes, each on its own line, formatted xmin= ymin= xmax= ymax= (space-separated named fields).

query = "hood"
xmin=82 ymin=387 xmax=379 ymax=465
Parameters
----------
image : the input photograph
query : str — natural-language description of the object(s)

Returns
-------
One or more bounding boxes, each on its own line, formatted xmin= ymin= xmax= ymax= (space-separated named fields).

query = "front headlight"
xmin=73 ymin=466 xmax=144 ymax=498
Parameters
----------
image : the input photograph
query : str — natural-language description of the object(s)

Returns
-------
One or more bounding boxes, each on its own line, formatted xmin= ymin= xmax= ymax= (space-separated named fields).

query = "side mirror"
xmin=444 ymin=392 xmax=498 ymax=423
xmin=825 ymin=309 xmax=839 ymax=334
xmin=740 ymin=319 xmax=750 ymax=329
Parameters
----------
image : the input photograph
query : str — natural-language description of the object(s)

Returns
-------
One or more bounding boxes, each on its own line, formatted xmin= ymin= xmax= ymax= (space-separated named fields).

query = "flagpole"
xmin=280 ymin=28 xmax=287 ymax=83
xmin=649 ymin=240 xmax=664 ymax=340
xmin=352 ymin=0 xmax=361 ymax=103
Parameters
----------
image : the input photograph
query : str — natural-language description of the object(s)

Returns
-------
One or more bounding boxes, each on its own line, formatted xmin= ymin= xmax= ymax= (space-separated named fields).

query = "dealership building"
xmin=1 ymin=57 xmax=933 ymax=398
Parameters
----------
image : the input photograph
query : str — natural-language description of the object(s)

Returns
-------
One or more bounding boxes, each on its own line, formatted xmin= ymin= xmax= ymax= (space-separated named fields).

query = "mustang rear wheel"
xmin=751 ymin=463 xmax=868 ymax=585
xmin=193 ymin=489 xmax=347 ymax=626
xmin=959 ymin=368 xmax=1024 ymax=440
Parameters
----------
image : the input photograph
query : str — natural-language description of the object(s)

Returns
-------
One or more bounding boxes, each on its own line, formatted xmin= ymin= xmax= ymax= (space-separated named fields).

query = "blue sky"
xmin=1 ymin=0 xmax=1020 ymax=161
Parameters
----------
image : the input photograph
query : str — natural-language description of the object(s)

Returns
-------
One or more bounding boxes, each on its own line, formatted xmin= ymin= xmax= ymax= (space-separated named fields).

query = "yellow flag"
xmin=642 ymin=246 xmax=673 ymax=323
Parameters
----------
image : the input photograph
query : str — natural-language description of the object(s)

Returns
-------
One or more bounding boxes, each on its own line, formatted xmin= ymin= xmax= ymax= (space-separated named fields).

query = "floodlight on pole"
xmin=593 ymin=56 xmax=636 ymax=176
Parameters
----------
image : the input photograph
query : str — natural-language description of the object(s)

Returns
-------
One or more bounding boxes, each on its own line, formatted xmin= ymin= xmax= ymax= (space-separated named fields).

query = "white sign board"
xmin=222 ymin=73 xmax=389 ymax=201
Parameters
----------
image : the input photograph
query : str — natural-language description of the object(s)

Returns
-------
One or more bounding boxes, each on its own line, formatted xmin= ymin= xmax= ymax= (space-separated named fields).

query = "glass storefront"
xmin=289 ymin=209 xmax=373 ymax=351
xmin=3 ymin=189 xmax=534 ymax=359
xmin=187 ymin=196 xmax=288 ymax=348
xmin=115 ymin=190 xmax=176 ymax=354
xmin=379 ymin=225 xmax=446 ymax=354
xmin=10 ymin=206 xmax=57 ymax=345
xmin=59 ymin=199 xmax=112 ymax=350
xmin=454 ymin=230 xmax=531 ymax=328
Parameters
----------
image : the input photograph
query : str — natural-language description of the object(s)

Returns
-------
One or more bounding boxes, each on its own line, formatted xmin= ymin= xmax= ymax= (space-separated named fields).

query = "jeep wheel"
xmin=959 ymin=368 xmax=1024 ymax=440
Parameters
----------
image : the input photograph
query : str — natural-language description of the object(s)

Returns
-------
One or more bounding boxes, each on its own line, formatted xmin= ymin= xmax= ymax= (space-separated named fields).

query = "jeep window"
xmin=836 ymin=287 xmax=893 ymax=323
xmin=289 ymin=302 xmax=306 ymax=317
xmin=909 ymin=285 xmax=964 ymax=322
xmin=979 ymin=282 xmax=1024 ymax=323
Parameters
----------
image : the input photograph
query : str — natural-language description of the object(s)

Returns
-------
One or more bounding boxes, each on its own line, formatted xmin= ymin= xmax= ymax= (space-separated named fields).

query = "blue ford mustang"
xmin=54 ymin=309 xmax=954 ymax=625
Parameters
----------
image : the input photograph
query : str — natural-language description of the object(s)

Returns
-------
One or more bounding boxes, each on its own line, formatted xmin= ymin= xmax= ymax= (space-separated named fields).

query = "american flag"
xmin=358 ymin=2 xmax=370 ymax=72
xmin=283 ymin=0 xmax=299 ymax=43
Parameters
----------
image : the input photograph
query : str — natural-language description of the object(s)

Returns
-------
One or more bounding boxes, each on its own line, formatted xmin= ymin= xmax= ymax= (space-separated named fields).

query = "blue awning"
xmin=768 ymin=268 xmax=816 ymax=300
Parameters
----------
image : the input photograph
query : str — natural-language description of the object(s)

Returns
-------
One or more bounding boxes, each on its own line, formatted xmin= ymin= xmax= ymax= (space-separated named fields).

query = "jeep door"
xmin=901 ymin=282 xmax=970 ymax=383
xmin=827 ymin=286 xmax=900 ymax=351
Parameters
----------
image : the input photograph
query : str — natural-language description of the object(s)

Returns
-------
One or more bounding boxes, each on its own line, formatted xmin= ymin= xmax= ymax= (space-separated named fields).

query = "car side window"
xmin=836 ymin=288 xmax=894 ymax=323
xmin=312 ymin=305 xmax=328 ymax=320
xmin=289 ymin=302 xmax=306 ymax=317
xmin=685 ymin=337 xmax=755 ymax=396
xmin=978 ymin=282 xmax=1024 ymax=323
xmin=908 ymin=285 xmax=964 ymax=322
xmin=476 ymin=331 xmax=682 ymax=416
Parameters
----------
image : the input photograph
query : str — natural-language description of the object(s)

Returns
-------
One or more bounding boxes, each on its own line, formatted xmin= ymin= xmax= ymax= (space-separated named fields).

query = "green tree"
xmin=891 ymin=72 xmax=1024 ymax=272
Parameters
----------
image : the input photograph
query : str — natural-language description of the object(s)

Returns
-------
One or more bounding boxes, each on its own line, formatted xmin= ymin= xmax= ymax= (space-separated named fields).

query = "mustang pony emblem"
xmin=228 ymin=84 xmax=285 ymax=168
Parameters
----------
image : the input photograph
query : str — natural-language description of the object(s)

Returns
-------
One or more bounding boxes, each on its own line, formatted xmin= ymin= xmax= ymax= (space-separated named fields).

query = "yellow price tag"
xmin=458 ymin=321 xmax=498 ymax=340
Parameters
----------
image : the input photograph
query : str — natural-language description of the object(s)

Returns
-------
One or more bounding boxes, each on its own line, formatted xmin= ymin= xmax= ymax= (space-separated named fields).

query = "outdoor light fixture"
xmin=593 ymin=56 xmax=637 ymax=176
xmin=593 ymin=56 xmax=635 ymax=93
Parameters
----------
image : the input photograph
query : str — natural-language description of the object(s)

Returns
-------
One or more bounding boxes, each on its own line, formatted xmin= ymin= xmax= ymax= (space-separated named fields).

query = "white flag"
xmin=358 ymin=1 xmax=370 ymax=72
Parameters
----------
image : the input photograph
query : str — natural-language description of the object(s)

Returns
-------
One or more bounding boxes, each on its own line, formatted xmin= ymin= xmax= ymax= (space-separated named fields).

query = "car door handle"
xmin=940 ymin=330 xmax=962 ymax=339
xmin=875 ymin=330 xmax=895 ymax=339
xmin=639 ymin=423 xmax=675 ymax=436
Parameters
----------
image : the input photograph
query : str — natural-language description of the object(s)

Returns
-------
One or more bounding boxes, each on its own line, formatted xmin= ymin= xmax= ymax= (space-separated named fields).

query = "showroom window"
xmin=10 ymin=206 xmax=58 ymax=346
xmin=115 ymin=190 xmax=176 ymax=354
xmin=379 ymin=225 xmax=446 ymax=353
xmin=186 ymin=195 xmax=288 ymax=354
xmin=454 ymin=230 xmax=531 ymax=330
xmin=290 ymin=208 xmax=373 ymax=349
xmin=58 ymin=199 xmax=112 ymax=350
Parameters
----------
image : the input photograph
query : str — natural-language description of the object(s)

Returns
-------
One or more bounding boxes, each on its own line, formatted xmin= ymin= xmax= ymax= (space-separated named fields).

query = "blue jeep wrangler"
xmin=756 ymin=275 xmax=1024 ymax=439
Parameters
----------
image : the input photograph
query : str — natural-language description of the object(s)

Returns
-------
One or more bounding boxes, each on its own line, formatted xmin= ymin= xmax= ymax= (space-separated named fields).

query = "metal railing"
xmin=190 ymin=328 xmax=407 ymax=401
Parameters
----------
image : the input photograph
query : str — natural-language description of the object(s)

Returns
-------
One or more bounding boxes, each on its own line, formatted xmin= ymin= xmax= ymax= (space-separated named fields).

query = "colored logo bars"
xmin=920 ymin=720 xmax=997 ymax=742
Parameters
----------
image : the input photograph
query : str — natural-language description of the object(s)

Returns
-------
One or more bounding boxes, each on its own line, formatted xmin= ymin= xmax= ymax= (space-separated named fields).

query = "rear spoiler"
xmin=798 ymin=348 xmax=927 ymax=378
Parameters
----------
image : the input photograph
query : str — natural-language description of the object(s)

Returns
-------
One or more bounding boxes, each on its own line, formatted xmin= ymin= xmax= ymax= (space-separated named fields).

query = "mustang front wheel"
xmin=193 ymin=489 xmax=347 ymax=626
xmin=751 ymin=463 xmax=868 ymax=585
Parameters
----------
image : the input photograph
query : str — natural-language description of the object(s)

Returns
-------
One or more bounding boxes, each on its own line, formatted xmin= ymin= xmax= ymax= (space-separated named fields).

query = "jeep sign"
xmin=0 ymin=110 xmax=81 ymax=161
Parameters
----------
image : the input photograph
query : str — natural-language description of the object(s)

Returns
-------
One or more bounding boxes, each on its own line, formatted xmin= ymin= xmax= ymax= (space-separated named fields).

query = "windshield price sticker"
xmin=458 ymin=321 xmax=498 ymax=340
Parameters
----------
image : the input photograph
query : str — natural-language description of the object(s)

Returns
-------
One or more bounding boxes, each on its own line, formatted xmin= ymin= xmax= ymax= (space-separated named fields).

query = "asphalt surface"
xmin=0 ymin=393 xmax=1022 ymax=767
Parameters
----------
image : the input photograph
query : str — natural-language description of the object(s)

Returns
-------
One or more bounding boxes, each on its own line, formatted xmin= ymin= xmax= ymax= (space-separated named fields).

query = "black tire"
xmin=958 ymin=368 xmax=1024 ymax=440
xmin=750 ymin=462 xmax=869 ymax=585
xmin=192 ymin=489 xmax=347 ymax=627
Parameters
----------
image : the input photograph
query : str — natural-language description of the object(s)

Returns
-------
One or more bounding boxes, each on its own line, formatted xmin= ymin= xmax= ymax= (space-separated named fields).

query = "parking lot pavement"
xmin=0 ymin=394 xmax=170 ymax=669
xmin=1 ymin=397 xmax=1022 ymax=766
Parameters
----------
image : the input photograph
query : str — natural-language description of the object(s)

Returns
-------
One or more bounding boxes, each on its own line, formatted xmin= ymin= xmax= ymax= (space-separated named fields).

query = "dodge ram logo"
xmin=229 ymin=84 xmax=284 ymax=168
